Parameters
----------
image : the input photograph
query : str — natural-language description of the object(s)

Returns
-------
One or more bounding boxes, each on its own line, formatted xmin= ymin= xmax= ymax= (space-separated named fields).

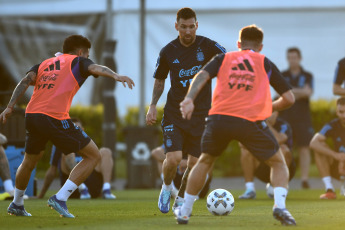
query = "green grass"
xmin=1 ymin=189 xmax=345 ymax=230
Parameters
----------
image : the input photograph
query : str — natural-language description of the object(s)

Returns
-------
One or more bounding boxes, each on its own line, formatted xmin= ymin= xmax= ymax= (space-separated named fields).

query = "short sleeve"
xmin=153 ymin=49 xmax=169 ymax=80
xmin=319 ymin=124 xmax=333 ymax=137
xmin=202 ymin=53 xmax=225 ymax=78
xmin=79 ymin=57 xmax=97 ymax=78
xmin=265 ymin=58 xmax=292 ymax=95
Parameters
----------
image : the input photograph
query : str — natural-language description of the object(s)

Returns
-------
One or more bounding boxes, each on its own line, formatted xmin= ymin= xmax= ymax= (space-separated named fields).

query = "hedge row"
xmin=38 ymin=99 xmax=338 ymax=176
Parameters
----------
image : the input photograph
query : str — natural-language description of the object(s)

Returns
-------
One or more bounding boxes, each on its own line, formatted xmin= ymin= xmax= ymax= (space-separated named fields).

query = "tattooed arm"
xmin=0 ymin=72 xmax=37 ymax=124
xmin=146 ymin=79 xmax=165 ymax=125
xmin=88 ymin=64 xmax=135 ymax=89
xmin=180 ymin=70 xmax=211 ymax=120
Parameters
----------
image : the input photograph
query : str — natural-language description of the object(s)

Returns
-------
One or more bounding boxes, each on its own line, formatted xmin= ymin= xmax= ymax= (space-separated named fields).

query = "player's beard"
xmin=181 ymin=35 xmax=195 ymax=46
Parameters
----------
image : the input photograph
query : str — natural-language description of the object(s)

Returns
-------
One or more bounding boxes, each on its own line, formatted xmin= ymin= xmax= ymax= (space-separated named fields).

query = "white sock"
xmin=245 ymin=182 xmax=255 ymax=191
xmin=160 ymin=173 xmax=164 ymax=182
xmin=56 ymin=179 xmax=78 ymax=201
xmin=13 ymin=188 xmax=26 ymax=206
xmin=102 ymin=182 xmax=111 ymax=191
xmin=273 ymin=187 xmax=287 ymax=209
xmin=322 ymin=176 xmax=334 ymax=191
xmin=181 ymin=192 xmax=197 ymax=216
xmin=162 ymin=182 xmax=173 ymax=191
xmin=4 ymin=179 xmax=14 ymax=193
xmin=78 ymin=183 xmax=87 ymax=191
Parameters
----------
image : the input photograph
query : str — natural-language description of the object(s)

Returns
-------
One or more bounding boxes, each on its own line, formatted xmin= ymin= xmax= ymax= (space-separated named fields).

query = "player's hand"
xmin=180 ymin=97 xmax=194 ymax=120
xmin=0 ymin=107 xmax=13 ymax=124
xmin=146 ymin=105 xmax=157 ymax=125
xmin=116 ymin=75 xmax=135 ymax=89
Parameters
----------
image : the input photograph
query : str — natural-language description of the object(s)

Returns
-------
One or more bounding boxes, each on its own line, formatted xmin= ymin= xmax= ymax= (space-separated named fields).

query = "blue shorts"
xmin=25 ymin=113 xmax=91 ymax=155
xmin=202 ymin=115 xmax=279 ymax=162
xmin=161 ymin=113 xmax=206 ymax=158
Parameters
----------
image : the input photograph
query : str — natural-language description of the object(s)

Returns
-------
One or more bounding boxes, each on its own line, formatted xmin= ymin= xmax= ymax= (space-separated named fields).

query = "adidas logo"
xmin=68 ymin=190 xmax=73 ymax=193
xmin=231 ymin=59 xmax=253 ymax=72
xmin=173 ymin=59 xmax=180 ymax=64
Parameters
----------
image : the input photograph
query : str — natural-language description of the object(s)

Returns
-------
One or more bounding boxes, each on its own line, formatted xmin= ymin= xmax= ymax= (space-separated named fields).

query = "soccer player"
xmin=309 ymin=97 xmax=345 ymax=199
xmin=145 ymin=7 xmax=226 ymax=213
xmin=239 ymin=111 xmax=296 ymax=199
xmin=177 ymin=25 xmax=296 ymax=226
xmin=333 ymin=57 xmax=345 ymax=96
xmin=0 ymin=35 xmax=134 ymax=217
xmin=279 ymin=47 xmax=314 ymax=189
xmin=37 ymin=119 xmax=116 ymax=200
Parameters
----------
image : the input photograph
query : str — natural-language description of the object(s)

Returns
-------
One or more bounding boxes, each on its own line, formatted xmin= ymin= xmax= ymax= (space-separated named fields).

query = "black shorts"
xmin=290 ymin=121 xmax=314 ymax=147
xmin=161 ymin=113 xmax=206 ymax=158
xmin=202 ymin=115 xmax=279 ymax=162
xmin=254 ymin=160 xmax=297 ymax=183
xmin=60 ymin=170 xmax=103 ymax=199
xmin=25 ymin=113 xmax=91 ymax=155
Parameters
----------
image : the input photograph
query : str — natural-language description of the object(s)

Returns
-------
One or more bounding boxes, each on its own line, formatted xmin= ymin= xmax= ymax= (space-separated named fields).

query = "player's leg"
xmin=8 ymin=151 xmax=44 ymax=216
xmin=37 ymin=165 xmax=57 ymax=199
xmin=239 ymin=145 xmax=257 ymax=199
xmin=94 ymin=147 xmax=116 ymax=199
xmin=314 ymin=150 xmax=336 ymax=199
xmin=175 ymin=153 xmax=217 ymax=224
xmin=243 ymin=120 xmax=295 ymax=226
xmin=158 ymin=150 xmax=182 ymax=213
xmin=298 ymin=145 xmax=311 ymax=188
xmin=0 ymin=144 xmax=15 ymax=200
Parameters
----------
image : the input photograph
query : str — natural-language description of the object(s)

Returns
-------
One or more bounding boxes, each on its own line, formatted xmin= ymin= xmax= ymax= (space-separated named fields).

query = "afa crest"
xmin=196 ymin=47 xmax=204 ymax=62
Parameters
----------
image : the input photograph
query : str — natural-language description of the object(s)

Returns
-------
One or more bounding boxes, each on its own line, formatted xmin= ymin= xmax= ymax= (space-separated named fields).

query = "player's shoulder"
xmin=160 ymin=37 xmax=180 ymax=54
xmin=337 ymin=57 xmax=345 ymax=66
xmin=197 ymin=35 xmax=226 ymax=52
xmin=300 ymin=67 xmax=313 ymax=78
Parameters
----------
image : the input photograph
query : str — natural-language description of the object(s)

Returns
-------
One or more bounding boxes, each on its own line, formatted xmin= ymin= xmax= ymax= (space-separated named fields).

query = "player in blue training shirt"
xmin=310 ymin=97 xmax=345 ymax=199
xmin=279 ymin=47 xmax=314 ymax=189
xmin=333 ymin=57 xmax=345 ymax=96
xmin=146 ymin=7 xmax=226 ymax=214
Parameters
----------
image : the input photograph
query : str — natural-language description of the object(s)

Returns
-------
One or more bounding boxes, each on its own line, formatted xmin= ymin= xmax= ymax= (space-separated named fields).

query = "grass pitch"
xmin=0 ymin=189 xmax=344 ymax=230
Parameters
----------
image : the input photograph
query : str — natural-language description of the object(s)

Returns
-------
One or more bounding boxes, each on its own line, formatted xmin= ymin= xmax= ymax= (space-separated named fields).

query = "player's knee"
xmin=166 ymin=152 xmax=182 ymax=167
xmin=198 ymin=153 xmax=216 ymax=166
xmin=187 ymin=156 xmax=198 ymax=168
xmin=100 ymin=147 xmax=112 ymax=159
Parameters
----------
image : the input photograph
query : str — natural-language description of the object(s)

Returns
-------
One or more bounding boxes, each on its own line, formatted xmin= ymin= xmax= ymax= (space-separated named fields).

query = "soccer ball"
xmin=266 ymin=183 xmax=274 ymax=199
xmin=206 ymin=189 xmax=234 ymax=216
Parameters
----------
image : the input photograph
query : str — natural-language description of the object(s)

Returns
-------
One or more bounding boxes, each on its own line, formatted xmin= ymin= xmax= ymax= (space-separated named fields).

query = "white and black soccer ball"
xmin=206 ymin=189 xmax=234 ymax=216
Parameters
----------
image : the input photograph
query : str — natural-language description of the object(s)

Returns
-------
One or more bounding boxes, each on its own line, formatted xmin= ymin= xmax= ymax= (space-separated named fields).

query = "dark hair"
xmin=63 ymin=35 xmax=91 ymax=54
xmin=337 ymin=97 xmax=345 ymax=106
xmin=176 ymin=7 xmax=197 ymax=22
xmin=287 ymin=47 xmax=302 ymax=58
xmin=239 ymin=24 xmax=264 ymax=47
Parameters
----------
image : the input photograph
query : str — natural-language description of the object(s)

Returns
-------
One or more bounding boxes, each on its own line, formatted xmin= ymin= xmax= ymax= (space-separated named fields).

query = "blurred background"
xmin=0 ymin=0 xmax=345 ymax=191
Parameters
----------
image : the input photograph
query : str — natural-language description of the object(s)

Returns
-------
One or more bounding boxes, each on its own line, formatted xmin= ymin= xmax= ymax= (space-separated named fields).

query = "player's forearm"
xmin=333 ymin=84 xmax=345 ymax=96
xmin=88 ymin=64 xmax=121 ymax=81
xmin=150 ymin=79 xmax=165 ymax=105
xmin=7 ymin=73 xmax=35 ymax=109
xmin=272 ymin=90 xmax=295 ymax=111
xmin=185 ymin=70 xmax=210 ymax=101
xmin=310 ymin=140 xmax=338 ymax=159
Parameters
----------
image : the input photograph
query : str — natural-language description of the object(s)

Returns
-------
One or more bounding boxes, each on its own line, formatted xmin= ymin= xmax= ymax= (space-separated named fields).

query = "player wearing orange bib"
xmin=0 ymin=35 xmax=134 ymax=218
xmin=175 ymin=25 xmax=297 ymax=226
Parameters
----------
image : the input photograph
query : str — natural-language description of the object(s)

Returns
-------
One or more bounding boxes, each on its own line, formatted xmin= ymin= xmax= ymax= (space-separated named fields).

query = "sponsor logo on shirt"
xmin=179 ymin=65 xmax=202 ymax=78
